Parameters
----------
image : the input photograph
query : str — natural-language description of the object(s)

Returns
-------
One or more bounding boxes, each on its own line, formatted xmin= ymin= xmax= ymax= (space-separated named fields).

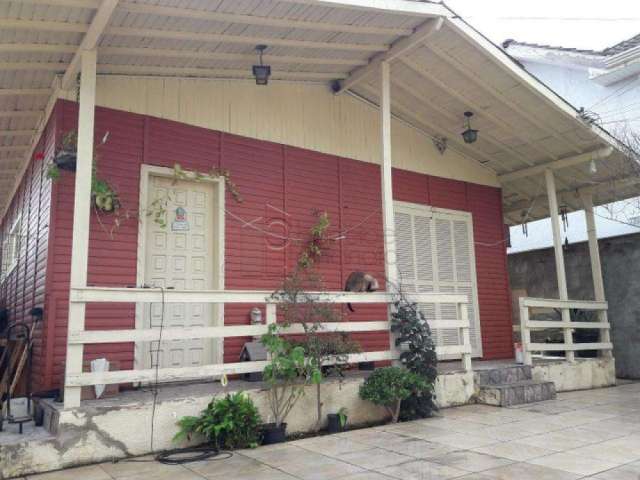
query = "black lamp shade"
xmin=253 ymin=64 xmax=271 ymax=85
xmin=462 ymin=128 xmax=478 ymax=144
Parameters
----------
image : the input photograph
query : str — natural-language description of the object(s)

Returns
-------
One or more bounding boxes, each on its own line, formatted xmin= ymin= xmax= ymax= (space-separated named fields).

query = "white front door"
xmin=142 ymin=173 xmax=220 ymax=370
xmin=394 ymin=201 xmax=483 ymax=357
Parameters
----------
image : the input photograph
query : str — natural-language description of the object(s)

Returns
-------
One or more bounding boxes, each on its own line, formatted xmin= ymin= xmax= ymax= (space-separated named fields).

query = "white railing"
xmin=64 ymin=288 xmax=472 ymax=408
xmin=518 ymin=297 xmax=612 ymax=365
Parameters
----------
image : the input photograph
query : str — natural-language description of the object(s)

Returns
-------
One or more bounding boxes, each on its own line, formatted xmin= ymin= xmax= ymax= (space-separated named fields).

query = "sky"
xmin=444 ymin=0 xmax=640 ymax=51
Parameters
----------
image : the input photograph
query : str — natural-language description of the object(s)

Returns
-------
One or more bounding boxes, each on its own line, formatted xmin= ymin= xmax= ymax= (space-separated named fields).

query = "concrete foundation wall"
xmin=509 ymin=233 xmax=640 ymax=379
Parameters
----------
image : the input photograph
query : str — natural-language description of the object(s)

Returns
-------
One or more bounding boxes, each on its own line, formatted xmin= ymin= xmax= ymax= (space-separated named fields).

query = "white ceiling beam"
xmin=98 ymin=46 xmax=367 ymax=67
xmin=334 ymin=17 xmax=443 ymax=94
xmin=0 ymin=111 xmax=43 ymax=118
xmin=0 ymin=130 xmax=37 ymax=137
xmin=61 ymin=0 xmax=119 ymax=90
xmin=499 ymin=147 xmax=614 ymax=183
xmin=400 ymin=56 xmax=563 ymax=165
xmin=97 ymin=64 xmax=347 ymax=81
xmin=117 ymin=2 xmax=413 ymax=36
xmin=0 ymin=78 xmax=61 ymax=221
xmin=105 ymin=26 xmax=387 ymax=53
xmin=425 ymin=43 xmax=586 ymax=155
xmin=8 ymin=0 xmax=100 ymax=8
xmin=0 ymin=43 xmax=77 ymax=54
xmin=0 ymin=62 xmax=68 ymax=71
xmin=273 ymin=0 xmax=450 ymax=18
xmin=0 ymin=146 xmax=30 ymax=153
xmin=0 ymin=88 xmax=51 ymax=97
xmin=0 ymin=19 xmax=88 ymax=33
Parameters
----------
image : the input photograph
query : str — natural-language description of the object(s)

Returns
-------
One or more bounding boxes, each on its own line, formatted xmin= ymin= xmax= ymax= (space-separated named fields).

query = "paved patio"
xmin=21 ymin=381 xmax=640 ymax=480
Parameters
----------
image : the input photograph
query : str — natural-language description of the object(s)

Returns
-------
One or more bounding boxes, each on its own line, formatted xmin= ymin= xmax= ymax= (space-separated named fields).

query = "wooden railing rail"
xmin=518 ymin=297 xmax=612 ymax=365
xmin=63 ymin=287 xmax=472 ymax=408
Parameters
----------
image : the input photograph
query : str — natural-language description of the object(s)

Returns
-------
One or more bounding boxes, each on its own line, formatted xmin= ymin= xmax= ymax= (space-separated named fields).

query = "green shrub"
xmin=174 ymin=392 xmax=262 ymax=449
xmin=359 ymin=366 xmax=428 ymax=423
xmin=390 ymin=298 xmax=438 ymax=420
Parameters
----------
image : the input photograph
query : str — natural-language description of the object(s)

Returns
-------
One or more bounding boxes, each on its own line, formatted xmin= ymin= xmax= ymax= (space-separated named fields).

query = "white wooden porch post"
xmin=380 ymin=61 xmax=400 ymax=361
xmin=545 ymin=169 xmax=574 ymax=362
xmin=64 ymin=49 xmax=97 ymax=408
xmin=580 ymin=191 xmax=612 ymax=358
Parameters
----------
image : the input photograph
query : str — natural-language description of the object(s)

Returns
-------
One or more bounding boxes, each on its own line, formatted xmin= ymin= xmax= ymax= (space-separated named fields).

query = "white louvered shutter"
xmin=394 ymin=202 xmax=482 ymax=357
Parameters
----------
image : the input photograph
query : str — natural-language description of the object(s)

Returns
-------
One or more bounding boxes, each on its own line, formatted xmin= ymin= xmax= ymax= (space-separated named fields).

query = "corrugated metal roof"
xmin=0 ymin=0 xmax=636 ymax=225
xmin=503 ymin=32 xmax=640 ymax=57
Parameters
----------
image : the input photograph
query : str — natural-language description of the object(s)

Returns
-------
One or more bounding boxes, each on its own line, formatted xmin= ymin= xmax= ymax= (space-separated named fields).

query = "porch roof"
xmin=0 ymin=0 xmax=637 ymax=224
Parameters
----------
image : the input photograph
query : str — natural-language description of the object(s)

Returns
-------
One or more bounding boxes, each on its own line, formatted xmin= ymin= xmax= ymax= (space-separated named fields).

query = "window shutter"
xmin=394 ymin=202 xmax=482 ymax=357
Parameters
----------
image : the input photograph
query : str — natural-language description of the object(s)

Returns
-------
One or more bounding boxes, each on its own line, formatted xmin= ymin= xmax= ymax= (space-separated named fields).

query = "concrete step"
xmin=475 ymin=365 xmax=532 ymax=386
xmin=477 ymin=380 xmax=556 ymax=407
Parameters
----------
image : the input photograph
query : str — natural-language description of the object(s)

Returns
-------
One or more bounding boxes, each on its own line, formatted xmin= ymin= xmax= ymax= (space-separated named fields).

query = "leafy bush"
xmin=174 ymin=392 xmax=262 ymax=449
xmin=391 ymin=297 xmax=438 ymax=420
xmin=359 ymin=366 xmax=428 ymax=422
xmin=262 ymin=324 xmax=319 ymax=427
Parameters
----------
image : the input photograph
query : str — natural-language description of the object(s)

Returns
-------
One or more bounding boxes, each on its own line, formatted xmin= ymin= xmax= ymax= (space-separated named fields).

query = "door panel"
xmin=143 ymin=175 xmax=218 ymax=370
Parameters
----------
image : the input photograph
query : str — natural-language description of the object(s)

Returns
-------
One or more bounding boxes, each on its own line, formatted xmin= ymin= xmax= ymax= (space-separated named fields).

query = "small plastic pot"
xmin=262 ymin=423 xmax=287 ymax=445
xmin=327 ymin=414 xmax=347 ymax=434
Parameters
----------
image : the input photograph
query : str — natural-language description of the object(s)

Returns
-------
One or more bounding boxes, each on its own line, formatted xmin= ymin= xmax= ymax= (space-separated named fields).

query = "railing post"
xmin=459 ymin=302 xmax=472 ymax=372
xmin=519 ymin=298 xmax=533 ymax=366
xmin=379 ymin=61 xmax=400 ymax=364
xmin=581 ymin=192 xmax=612 ymax=359
xmin=64 ymin=49 xmax=97 ymax=409
xmin=545 ymin=169 xmax=574 ymax=362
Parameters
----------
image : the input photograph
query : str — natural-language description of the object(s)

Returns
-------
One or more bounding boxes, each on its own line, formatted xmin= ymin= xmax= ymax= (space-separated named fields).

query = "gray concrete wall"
xmin=509 ymin=233 xmax=640 ymax=378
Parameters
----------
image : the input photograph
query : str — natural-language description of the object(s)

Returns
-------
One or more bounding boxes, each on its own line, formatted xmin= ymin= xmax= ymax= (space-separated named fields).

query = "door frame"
xmin=394 ymin=201 xmax=483 ymax=358
xmin=134 ymin=164 xmax=226 ymax=371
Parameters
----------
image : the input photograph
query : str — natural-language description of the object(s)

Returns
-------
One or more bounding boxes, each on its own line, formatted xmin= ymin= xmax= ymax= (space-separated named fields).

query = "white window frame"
xmin=1 ymin=214 xmax=22 ymax=284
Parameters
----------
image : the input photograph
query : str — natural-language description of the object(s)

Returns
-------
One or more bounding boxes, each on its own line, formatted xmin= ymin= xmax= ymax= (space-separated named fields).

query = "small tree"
xmin=261 ymin=324 xmax=318 ymax=428
xmin=359 ymin=367 xmax=428 ymax=423
xmin=390 ymin=293 xmax=438 ymax=420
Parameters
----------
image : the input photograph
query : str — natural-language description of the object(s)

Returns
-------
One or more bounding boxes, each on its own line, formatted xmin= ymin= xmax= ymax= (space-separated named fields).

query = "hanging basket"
xmin=53 ymin=150 xmax=77 ymax=172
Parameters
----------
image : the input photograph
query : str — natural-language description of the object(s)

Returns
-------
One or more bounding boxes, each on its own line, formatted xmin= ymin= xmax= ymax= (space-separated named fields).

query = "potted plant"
xmin=54 ymin=130 xmax=78 ymax=171
xmin=260 ymin=324 xmax=318 ymax=444
xmin=327 ymin=407 xmax=348 ymax=433
xmin=359 ymin=366 xmax=428 ymax=423
xmin=173 ymin=392 xmax=262 ymax=449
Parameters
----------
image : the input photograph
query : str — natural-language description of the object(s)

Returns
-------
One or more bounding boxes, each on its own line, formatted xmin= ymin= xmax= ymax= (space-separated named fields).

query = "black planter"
xmin=262 ymin=423 xmax=287 ymax=445
xmin=54 ymin=150 xmax=77 ymax=172
xmin=358 ymin=361 xmax=375 ymax=371
xmin=326 ymin=414 xmax=347 ymax=433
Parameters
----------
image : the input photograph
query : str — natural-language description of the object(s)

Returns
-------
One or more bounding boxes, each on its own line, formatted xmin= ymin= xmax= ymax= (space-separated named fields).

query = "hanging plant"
xmin=53 ymin=130 xmax=78 ymax=172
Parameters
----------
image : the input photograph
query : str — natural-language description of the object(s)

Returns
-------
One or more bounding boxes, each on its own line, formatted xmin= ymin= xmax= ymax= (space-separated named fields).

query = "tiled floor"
xmin=23 ymin=381 xmax=640 ymax=480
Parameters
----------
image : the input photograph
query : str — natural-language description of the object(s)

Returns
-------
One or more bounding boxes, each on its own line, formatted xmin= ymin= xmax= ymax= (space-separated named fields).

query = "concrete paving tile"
xmin=278 ymin=458 xmax=364 ymax=480
xmin=428 ymin=432 xmax=500 ymax=450
xmin=478 ymin=424 xmax=538 ymax=442
xmin=515 ymin=430 xmax=594 ymax=452
xmin=27 ymin=465 xmax=112 ymax=480
xmin=471 ymin=441 xmax=556 ymax=462
xmin=293 ymin=436 xmax=371 ymax=456
xmin=381 ymin=437 xmax=459 ymax=459
xmin=185 ymin=452 xmax=266 ymax=478
xmin=430 ymin=450 xmax=513 ymax=473
xmin=338 ymin=473 xmax=395 ymax=480
xmin=239 ymin=444 xmax=326 ymax=467
xmin=591 ymin=460 xmax=640 ymax=480
xmin=565 ymin=441 xmax=640 ymax=464
xmin=114 ymin=468 xmax=205 ymax=480
xmin=343 ymin=430 xmax=412 ymax=448
xmin=212 ymin=465 xmax=299 ymax=480
xmin=101 ymin=456 xmax=187 ymax=478
xmin=505 ymin=419 xmax=566 ymax=435
xmin=337 ymin=447 xmax=414 ymax=469
xmin=478 ymin=462 xmax=580 ymax=480
xmin=383 ymin=422 xmax=453 ymax=440
xmin=528 ymin=452 xmax=620 ymax=477
xmin=378 ymin=459 xmax=469 ymax=480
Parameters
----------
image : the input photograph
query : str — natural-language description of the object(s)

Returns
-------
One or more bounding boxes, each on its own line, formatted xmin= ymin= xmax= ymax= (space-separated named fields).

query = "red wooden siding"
xmin=38 ymin=100 xmax=512 ymax=389
xmin=0 ymin=110 xmax=56 ymax=392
